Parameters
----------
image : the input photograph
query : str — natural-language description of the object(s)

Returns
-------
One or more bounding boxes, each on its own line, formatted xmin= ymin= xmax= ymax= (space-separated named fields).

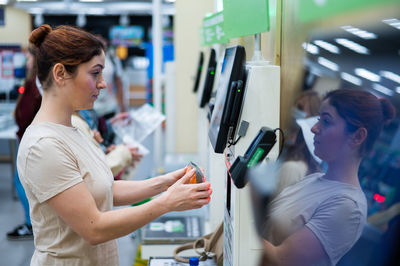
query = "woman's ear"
xmin=349 ymin=127 xmax=367 ymax=148
xmin=52 ymin=63 xmax=67 ymax=86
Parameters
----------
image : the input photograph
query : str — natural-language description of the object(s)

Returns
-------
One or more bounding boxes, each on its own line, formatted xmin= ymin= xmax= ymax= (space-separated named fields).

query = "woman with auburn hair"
xmin=17 ymin=24 xmax=212 ymax=266
xmin=261 ymin=88 xmax=395 ymax=266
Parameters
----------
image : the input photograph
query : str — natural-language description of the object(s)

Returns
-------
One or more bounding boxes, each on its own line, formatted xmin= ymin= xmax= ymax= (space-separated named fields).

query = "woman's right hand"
xmin=160 ymin=168 xmax=212 ymax=212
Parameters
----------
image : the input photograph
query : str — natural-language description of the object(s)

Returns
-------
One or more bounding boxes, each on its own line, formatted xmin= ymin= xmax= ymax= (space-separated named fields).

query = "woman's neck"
xmin=33 ymin=91 xmax=73 ymax=127
xmin=324 ymin=154 xmax=362 ymax=187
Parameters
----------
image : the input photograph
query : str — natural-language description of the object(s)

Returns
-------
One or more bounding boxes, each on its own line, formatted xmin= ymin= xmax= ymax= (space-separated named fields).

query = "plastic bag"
xmin=112 ymin=104 xmax=165 ymax=155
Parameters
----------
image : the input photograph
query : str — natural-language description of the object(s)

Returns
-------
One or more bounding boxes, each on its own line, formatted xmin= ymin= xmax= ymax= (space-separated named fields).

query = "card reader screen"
xmin=247 ymin=147 xmax=265 ymax=168
xmin=245 ymin=131 xmax=264 ymax=157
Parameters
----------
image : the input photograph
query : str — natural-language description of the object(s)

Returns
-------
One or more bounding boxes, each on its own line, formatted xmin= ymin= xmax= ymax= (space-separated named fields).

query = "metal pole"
xmin=152 ymin=0 xmax=163 ymax=174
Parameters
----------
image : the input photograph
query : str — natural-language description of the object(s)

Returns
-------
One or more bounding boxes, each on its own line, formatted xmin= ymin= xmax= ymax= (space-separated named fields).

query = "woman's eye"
xmin=322 ymin=119 xmax=330 ymax=125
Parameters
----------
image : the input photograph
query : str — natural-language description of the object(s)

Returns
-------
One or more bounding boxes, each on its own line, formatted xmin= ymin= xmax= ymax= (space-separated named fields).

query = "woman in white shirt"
xmin=17 ymin=24 xmax=212 ymax=266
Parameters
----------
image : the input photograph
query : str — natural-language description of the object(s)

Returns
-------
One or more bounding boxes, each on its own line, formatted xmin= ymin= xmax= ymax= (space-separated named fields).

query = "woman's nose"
xmin=97 ymin=77 xmax=107 ymax=90
xmin=311 ymin=122 xmax=319 ymax=134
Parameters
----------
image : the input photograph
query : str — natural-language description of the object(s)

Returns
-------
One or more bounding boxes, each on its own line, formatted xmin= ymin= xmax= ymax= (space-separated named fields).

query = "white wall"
xmin=0 ymin=7 xmax=31 ymax=47
xmin=173 ymin=0 xmax=214 ymax=153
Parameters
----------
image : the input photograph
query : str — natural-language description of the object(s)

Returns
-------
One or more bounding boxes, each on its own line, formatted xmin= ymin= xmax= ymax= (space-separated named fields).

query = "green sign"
xmin=223 ymin=0 xmax=270 ymax=39
xmin=300 ymin=0 xmax=400 ymax=22
xmin=202 ymin=11 xmax=229 ymax=46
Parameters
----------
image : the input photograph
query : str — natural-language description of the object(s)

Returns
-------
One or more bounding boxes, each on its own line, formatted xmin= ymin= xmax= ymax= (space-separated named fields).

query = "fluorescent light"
xmin=396 ymin=87 xmax=400 ymax=94
xmin=355 ymin=68 xmax=380 ymax=82
xmin=16 ymin=0 xmax=37 ymax=2
xmin=372 ymin=83 xmax=394 ymax=96
xmin=341 ymin=25 xmax=377 ymax=39
xmin=0 ymin=0 xmax=8 ymax=5
xmin=380 ymin=71 xmax=400 ymax=84
xmin=165 ymin=0 xmax=176 ymax=2
xmin=341 ymin=72 xmax=362 ymax=86
xmin=302 ymin=42 xmax=319 ymax=55
xmin=383 ymin=18 xmax=400 ymax=29
xmin=313 ymin=40 xmax=340 ymax=54
xmin=317 ymin=57 xmax=339 ymax=71
xmin=79 ymin=0 xmax=104 ymax=2
xmin=335 ymin=38 xmax=369 ymax=54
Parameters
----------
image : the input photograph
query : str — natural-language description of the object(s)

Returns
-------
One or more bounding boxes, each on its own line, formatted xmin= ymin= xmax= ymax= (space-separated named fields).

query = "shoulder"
xmin=19 ymin=124 xmax=78 ymax=164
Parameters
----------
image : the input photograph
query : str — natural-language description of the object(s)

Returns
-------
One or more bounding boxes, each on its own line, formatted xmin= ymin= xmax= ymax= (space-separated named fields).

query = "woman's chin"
xmin=77 ymin=103 xmax=94 ymax=111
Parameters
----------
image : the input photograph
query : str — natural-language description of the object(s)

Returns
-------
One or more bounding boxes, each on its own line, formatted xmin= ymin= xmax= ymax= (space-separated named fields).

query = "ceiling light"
xmin=16 ymin=0 xmax=37 ymax=2
xmin=79 ymin=0 xmax=104 ymax=2
xmin=340 ymin=72 xmax=362 ymax=86
xmin=165 ymin=0 xmax=176 ymax=2
xmin=355 ymin=68 xmax=380 ymax=82
xmin=396 ymin=87 xmax=400 ymax=94
xmin=0 ymin=0 xmax=8 ymax=5
xmin=380 ymin=71 xmax=400 ymax=84
xmin=302 ymin=42 xmax=319 ymax=55
xmin=383 ymin=18 xmax=400 ymax=29
xmin=313 ymin=40 xmax=340 ymax=54
xmin=372 ymin=83 xmax=394 ymax=96
xmin=335 ymin=38 xmax=369 ymax=54
xmin=317 ymin=57 xmax=339 ymax=71
xmin=341 ymin=25 xmax=377 ymax=39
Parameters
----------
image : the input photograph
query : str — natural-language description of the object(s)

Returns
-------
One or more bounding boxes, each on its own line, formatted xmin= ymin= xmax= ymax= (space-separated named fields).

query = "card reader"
xmin=229 ymin=127 xmax=277 ymax=188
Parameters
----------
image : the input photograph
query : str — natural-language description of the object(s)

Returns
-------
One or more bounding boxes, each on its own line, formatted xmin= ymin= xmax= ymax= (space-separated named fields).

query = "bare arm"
xmin=261 ymin=226 xmax=328 ymax=266
xmin=47 ymin=168 xmax=211 ymax=245
xmin=114 ymin=76 xmax=125 ymax=112
xmin=113 ymin=168 xmax=189 ymax=206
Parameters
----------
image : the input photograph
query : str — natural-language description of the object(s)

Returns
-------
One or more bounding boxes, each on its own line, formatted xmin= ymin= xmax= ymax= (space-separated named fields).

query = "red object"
xmin=373 ymin=194 xmax=385 ymax=203
xmin=18 ymin=86 xmax=25 ymax=94
xmin=15 ymin=77 xmax=42 ymax=140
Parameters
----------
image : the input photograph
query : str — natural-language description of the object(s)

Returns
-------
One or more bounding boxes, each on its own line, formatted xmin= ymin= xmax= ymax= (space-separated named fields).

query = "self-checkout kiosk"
xmin=195 ymin=46 xmax=227 ymax=230
xmin=205 ymin=40 xmax=280 ymax=265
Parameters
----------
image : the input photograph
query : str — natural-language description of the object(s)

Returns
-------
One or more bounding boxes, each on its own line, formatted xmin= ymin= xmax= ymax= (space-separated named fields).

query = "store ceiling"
xmin=303 ymin=16 xmax=400 ymax=114
xmin=6 ymin=0 xmax=175 ymax=15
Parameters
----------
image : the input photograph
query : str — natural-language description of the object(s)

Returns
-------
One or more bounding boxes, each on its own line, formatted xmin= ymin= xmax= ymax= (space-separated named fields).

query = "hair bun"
xmin=379 ymin=98 xmax=396 ymax=125
xmin=29 ymin=24 xmax=52 ymax=48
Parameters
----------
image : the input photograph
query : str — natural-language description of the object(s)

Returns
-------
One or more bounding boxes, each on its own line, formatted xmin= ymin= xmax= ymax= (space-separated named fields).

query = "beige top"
xmin=17 ymin=122 xmax=119 ymax=266
xmin=71 ymin=113 xmax=132 ymax=177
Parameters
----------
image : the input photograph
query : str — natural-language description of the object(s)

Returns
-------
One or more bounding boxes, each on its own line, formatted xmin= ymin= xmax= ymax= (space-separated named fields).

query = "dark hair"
xmin=284 ymin=130 xmax=321 ymax=174
xmin=324 ymin=88 xmax=396 ymax=155
xmin=295 ymin=90 xmax=321 ymax=117
xmin=284 ymin=90 xmax=322 ymax=173
xmin=29 ymin=24 xmax=105 ymax=90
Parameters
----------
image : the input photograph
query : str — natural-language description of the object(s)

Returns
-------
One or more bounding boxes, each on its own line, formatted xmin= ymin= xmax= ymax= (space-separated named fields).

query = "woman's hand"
xmin=160 ymin=168 xmax=212 ymax=212
xmin=160 ymin=167 xmax=187 ymax=189
xmin=109 ymin=112 xmax=130 ymax=125
xmin=127 ymin=146 xmax=143 ymax=164
xmin=92 ymin=129 xmax=104 ymax=144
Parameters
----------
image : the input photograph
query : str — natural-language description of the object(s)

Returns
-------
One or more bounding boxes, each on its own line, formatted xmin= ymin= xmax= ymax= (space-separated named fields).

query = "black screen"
xmin=208 ymin=45 xmax=246 ymax=153
xmin=198 ymin=49 xmax=217 ymax=108
xmin=193 ymin=51 xmax=204 ymax=93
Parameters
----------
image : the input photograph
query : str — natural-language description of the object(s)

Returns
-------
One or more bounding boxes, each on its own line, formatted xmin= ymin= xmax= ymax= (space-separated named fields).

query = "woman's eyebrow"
xmin=92 ymin=64 xmax=104 ymax=69
xmin=320 ymin=112 xmax=333 ymax=118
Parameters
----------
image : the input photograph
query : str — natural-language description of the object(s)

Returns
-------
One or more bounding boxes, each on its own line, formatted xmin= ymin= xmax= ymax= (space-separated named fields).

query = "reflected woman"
xmin=261 ymin=88 xmax=395 ymax=265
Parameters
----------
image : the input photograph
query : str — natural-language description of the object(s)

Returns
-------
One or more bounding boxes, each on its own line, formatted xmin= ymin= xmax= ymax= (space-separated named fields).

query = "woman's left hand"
xmin=161 ymin=167 xmax=189 ymax=190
